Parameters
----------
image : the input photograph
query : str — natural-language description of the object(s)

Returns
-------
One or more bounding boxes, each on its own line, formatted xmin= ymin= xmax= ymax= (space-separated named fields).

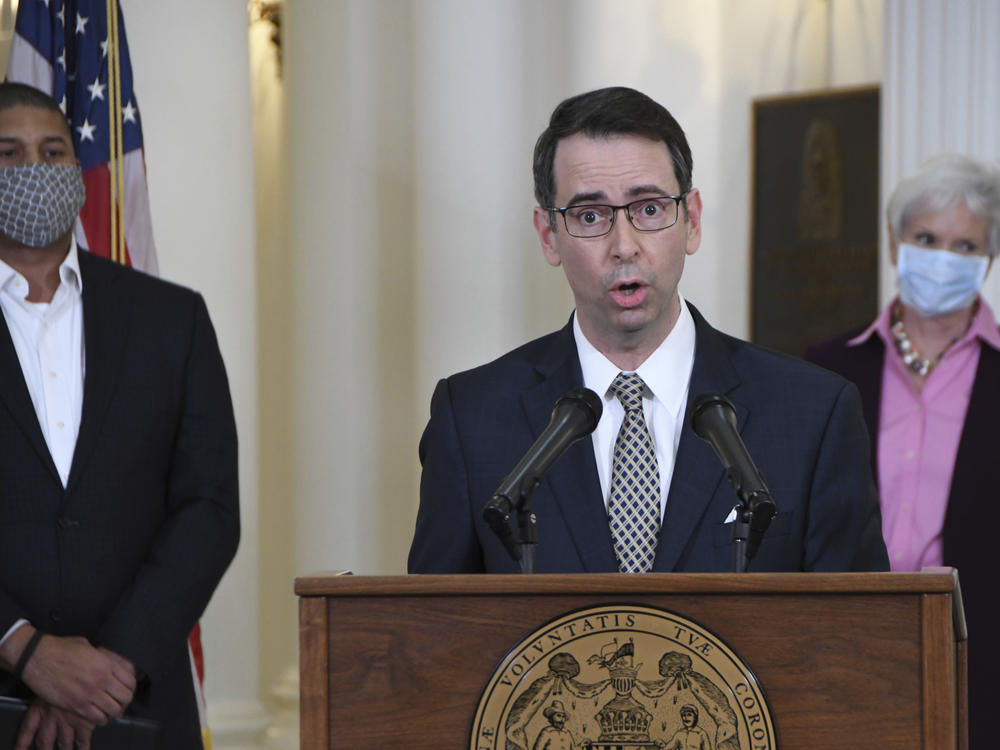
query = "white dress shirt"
xmin=574 ymin=294 xmax=696 ymax=519
xmin=0 ymin=240 xmax=85 ymax=487
xmin=0 ymin=241 xmax=85 ymax=648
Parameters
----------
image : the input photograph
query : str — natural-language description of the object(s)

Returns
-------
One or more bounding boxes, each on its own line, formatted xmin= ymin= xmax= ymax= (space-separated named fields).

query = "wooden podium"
xmin=296 ymin=570 xmax=966 ymax=749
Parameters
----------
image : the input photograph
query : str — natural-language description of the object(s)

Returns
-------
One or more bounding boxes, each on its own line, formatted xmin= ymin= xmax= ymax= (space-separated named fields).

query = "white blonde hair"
xmin=887 ymin=154 xmax=1000 ymax=255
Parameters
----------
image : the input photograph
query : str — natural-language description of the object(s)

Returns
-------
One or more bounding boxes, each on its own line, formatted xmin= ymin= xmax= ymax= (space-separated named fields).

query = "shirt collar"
xmin=574 ymin=294 xmax=696 ymax=417
xmin=0 ymin=262 xmax=15 ymax=294
xmin=0 ymin=238 xmax=82 ymax=298
xmin=60 ymin=238 xmax=83 ymax=294
xmin=852 ymin=294 xmax=1000 ymax=353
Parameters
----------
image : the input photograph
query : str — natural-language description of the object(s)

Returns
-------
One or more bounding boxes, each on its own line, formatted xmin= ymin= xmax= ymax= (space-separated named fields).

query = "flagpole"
xmin=111 ymin=0 xmax=126 ymax=264
xmin=105 ymin=0 xmax=116 ymax=263
xmin=106 ymin=0 xmax=125 ymax=265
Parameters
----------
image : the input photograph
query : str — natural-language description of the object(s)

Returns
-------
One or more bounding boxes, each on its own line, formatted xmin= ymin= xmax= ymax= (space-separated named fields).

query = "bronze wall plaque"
xmin=750 ymin=86 xmax=880 ymax=356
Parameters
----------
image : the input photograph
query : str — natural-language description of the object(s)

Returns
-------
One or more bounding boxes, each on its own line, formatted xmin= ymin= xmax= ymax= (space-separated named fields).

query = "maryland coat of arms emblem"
xmin=471 ymin=605 xmax=776 ymax=750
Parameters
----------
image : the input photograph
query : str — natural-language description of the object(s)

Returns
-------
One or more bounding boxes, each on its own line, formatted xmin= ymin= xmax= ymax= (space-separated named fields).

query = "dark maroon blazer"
xmin=805 ymin=324 xmax=998 ymax=750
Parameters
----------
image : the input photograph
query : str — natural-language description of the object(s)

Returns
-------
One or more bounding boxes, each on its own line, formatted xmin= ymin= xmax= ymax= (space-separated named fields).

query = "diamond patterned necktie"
xmin=607 ymin=372 xmax=661 ymax=573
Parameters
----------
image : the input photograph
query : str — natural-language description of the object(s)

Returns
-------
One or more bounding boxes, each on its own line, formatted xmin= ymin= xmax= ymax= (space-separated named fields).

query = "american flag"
xmin=6 ymin=0 xmax=157 ymax=273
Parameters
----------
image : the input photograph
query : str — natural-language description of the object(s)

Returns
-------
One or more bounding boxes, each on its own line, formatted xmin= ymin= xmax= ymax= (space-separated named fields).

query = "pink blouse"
xmin=848 ymin=298 xmax=1000 ymax=571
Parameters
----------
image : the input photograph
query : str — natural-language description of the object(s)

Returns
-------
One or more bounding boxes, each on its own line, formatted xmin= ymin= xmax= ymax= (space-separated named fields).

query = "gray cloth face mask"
xmin=0 ymin=162 xmax=86 ymax=247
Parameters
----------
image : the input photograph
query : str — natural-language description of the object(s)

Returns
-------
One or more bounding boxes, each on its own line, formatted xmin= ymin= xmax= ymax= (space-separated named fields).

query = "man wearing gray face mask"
xmin=0 ymin=83 xmax=239 ymax=750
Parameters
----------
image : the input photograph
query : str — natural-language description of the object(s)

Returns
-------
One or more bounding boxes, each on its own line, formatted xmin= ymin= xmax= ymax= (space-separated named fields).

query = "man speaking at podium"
xmin=409 ymin=87 xmax=888 ymax=575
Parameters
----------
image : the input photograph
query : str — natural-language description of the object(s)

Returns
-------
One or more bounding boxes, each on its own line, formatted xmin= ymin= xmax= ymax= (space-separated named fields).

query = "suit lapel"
xmin=653 ymin=303 xmax=744 ymax=571
xmin=0 ymin=311 xmax=61 ymax=482
xmin=521 ymin=320 xmax=618 ymax=572
xmin=66 ymin=253 xmax=129 ymax=494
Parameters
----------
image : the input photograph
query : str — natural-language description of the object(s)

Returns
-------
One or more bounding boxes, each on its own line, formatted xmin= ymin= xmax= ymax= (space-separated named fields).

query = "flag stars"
xmin=56 ymin=6 xmax=64 ymax=26
xmin=76 ymin=119 xmax=96 ymax=142
xmin=75 ymin=13 xmax=89 ymax=35
xmin=87 ymin=76 xmax=106 ymax=101
xmin=56 ymin=49 xmax=66 ymax=70
xmin=100 ymin=38 xmax=110 ymax=58
xmin=122 ymin=101 xmax=138 ymax=124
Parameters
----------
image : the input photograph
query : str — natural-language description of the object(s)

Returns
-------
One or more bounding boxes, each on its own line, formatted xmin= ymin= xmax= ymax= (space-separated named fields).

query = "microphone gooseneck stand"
xmin=728 ymin=487 xmax=777 ymax=573
xmin=482 ymin=482 xmax=540 ymax=574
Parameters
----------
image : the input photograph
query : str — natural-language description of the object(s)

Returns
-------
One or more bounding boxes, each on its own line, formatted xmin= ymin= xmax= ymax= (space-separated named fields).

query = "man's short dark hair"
xmin=532 ymin=86 xmax=693 ymax=211
xmin=0 ymin=82 xmax=72 ymax=140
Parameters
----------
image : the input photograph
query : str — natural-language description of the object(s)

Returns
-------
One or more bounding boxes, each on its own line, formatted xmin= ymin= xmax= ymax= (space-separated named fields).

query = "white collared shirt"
xmin=574 ymin=294 xmax=696 ymax=519
xmin=0 ymin=241 xmax=85 ymax=649
xmin=0 ymin=240 xmax=85 ymax=488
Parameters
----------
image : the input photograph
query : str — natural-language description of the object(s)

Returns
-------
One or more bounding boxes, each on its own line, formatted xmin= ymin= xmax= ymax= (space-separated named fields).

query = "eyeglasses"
xmin=546 ymin=194 xmax=687 ymax=238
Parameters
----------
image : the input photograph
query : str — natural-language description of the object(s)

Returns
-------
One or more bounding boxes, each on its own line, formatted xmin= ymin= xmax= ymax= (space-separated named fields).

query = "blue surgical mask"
xmin=897 ymin=243 xmax=989 ymax=318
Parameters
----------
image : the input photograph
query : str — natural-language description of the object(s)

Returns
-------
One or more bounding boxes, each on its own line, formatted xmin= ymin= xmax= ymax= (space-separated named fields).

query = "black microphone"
xmin=483 ymin=387 xmax=603 ymax=558
xmin=691 ymin=392 xmax=777 ymax=526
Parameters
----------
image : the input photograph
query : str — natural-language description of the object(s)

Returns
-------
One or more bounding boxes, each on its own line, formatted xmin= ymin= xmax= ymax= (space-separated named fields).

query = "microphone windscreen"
xmin=556 ymin=387 xmax=603 ymax=433
xmin=691 ymin=392 xmax=736 ymax=437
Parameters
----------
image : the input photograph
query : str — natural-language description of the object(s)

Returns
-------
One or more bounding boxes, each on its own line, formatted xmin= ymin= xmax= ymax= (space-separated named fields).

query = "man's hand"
xmin=13 ymin=699 xmax=95 ymax=750
xmin=16 ymin=631 xmax=136 ymax=724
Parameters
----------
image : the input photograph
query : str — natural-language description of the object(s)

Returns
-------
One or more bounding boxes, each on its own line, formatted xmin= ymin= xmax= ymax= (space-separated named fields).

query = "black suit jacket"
xmin=410 ymin=303 xmax=888 ymax=574
xmin=805 ymin=324 xmax=997 ymax=750
xmin=0 ymin=251 xmax=240 ymax=749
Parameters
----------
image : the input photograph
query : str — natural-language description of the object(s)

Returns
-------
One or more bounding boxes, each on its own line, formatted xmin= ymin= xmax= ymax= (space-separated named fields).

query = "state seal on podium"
xmin=470 ymin=605 xmax=776 ymax=750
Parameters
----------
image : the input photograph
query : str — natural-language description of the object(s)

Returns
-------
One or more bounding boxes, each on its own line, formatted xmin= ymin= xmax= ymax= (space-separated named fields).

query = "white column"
xmin=411 ymin=1 xmax=567 ymax=414
xmin=249 ymin=5 xmax=296 ymax=748
xmin=282 ymin=0 xmax=384 ymax=578
xmin=882 ymin=0 xmax=1000 ymax=304
xmin=123 ymin=1 xmax=266 ymax=747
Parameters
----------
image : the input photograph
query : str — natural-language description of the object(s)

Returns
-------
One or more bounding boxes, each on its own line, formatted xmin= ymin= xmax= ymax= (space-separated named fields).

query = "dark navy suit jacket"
xmin=806 ymin=324 xmax=997 ymax=750
xmin=0 ymin=251 xmax=240 ymax=749
xmin=410 ymin=303 xmax=888 ymax=574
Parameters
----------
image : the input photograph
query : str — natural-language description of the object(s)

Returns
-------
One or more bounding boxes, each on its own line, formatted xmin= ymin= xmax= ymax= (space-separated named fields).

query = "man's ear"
xmin=534 ymin=206 xmax=562 ymax=267
xmin=683 ymin=188 xmax=702 ymax=257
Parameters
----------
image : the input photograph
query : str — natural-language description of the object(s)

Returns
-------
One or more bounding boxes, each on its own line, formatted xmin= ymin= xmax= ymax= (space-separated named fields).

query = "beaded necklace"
xmin=890 ymin=300 xmax=975 ymax=376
